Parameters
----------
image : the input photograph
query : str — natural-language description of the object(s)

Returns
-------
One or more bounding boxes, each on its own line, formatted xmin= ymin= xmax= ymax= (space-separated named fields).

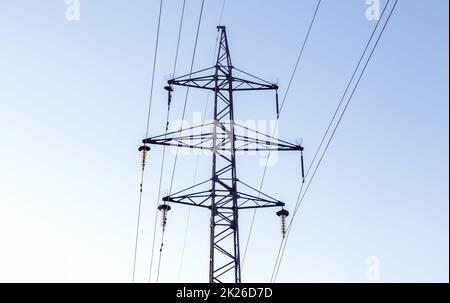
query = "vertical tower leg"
xmin=209 ymin=26 xmax=241 ymax=283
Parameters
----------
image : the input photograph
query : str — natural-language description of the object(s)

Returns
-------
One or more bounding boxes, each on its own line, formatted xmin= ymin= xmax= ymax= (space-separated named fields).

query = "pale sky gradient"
xmin=0 ymin=0 xmax=448 ymax=282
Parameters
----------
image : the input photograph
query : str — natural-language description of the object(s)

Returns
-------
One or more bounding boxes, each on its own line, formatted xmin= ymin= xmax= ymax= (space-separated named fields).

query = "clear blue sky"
xmin=0 ymin=0 xmax=448 ymax=282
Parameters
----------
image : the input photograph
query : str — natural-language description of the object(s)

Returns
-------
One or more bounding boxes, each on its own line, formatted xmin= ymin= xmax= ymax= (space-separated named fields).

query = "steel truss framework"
xmin=143 ymin=26 xmax=303 ymax=283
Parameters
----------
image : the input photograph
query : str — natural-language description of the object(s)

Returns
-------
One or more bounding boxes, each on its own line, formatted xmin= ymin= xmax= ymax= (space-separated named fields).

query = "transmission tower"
xmin=142 ymin=26 xmax=303 ymax=283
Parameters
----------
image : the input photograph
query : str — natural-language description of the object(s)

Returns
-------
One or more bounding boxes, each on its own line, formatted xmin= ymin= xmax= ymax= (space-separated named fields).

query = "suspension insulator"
xmin=275 ymin=89 xmax=280 ymax=119
xmin=158 ymin=204 xmax=171 ymax=230
xmin=301 ymin=150 xmax=305 ymax=183
xmin=165 ymin=85 xmax=174 ymax=108
xmin=138 ymin=145 xmax=151 ymax=169
xmin=276 ymin=209 xmax=289 ymax=237
xmin=164 ymin=85 xmax=174 ymax=92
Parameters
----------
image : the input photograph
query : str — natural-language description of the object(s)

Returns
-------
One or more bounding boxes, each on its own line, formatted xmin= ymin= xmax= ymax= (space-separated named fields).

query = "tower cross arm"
xmin=161 ymin=178 xmax=286 ymax=210
xmin=142 ymin=122 xmax=304 ymax=152
xmin=167 ymin=65 xmax=279 ymax=92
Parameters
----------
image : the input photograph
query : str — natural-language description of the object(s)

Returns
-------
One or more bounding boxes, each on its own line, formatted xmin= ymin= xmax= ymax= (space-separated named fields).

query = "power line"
xmin=219 ymin=0 xmax=226 ymax=25
xmin=278 ymin=0 xmax=398 ymax=279
xmin=171 ymin=0 xmax=187 ymax=79
xmin=154 ymin=0 xmax=206 ymax=283
xmin=279 ymin=0 xmax=322 ymax=112
xmin=241 ymin=0 xmax=322 ymax=270
xmin=148 ymin=0 xmax=187 ymax=283
xmin=271 ymin=0 xmax=399 ymax=282
xmin=167 ymin=0 xmax=205 ymax=198
xmin=303 ymin=1 xmax=391 ymax=185
xmin=132 ymin=0 xmax=164 ymax=283
xmin=272 ymin=0 xmax=399 ymax=282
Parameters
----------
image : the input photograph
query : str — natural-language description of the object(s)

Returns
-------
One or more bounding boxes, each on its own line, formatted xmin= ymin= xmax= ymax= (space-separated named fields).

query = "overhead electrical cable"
xmin=132 ymin=0 xmax=164 ymax=283
xmin=241 ymin=0 xmax=322 ymax=270
xmin=154 ymin=0 xmax=206 ymax=283
xmin=271 ymin=0 xmax=399 ymax=282
xmin=148 ymin=0 xmax=187 ymax=283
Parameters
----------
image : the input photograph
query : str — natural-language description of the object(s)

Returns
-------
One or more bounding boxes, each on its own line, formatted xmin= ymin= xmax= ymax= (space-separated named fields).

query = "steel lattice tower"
xmin=143 ymin=26 xmax=303 ymax=283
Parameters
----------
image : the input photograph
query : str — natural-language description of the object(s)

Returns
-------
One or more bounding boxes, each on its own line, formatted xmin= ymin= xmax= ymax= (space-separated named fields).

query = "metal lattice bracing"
xmin=143 ymin=26 xmax=303 ymax=283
